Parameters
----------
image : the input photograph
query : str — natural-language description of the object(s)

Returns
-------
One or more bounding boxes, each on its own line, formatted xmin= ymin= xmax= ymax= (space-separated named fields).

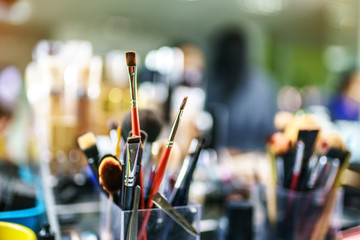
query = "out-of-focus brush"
xmin=98 ymin=154 xmax=122 ymax=240
xmin=98 ymin=155 xmax=122 ymax=194
xmin=77 ymin=132 xmax=100 ymax=181
xmin=169 ymin=137 xmax=205 ymax=206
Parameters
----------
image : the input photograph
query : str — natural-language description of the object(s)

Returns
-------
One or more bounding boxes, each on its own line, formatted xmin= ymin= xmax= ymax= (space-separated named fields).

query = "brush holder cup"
xmin=253 ymin=185 xmax=343 ymax=240
xmin=99 ymin=193 xmax=201 ymax=240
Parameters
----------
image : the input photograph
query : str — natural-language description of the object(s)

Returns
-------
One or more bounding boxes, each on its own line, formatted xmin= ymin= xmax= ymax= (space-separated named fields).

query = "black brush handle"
xmin=124 ymin=186 xmax=135 ymax=210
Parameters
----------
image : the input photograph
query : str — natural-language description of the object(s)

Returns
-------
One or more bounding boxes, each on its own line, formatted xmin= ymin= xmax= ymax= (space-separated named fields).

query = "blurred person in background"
xmin=328 ymin=68 xmax=360 ymax=121
xmin=206 ymin=28 xmax=277 ymax=152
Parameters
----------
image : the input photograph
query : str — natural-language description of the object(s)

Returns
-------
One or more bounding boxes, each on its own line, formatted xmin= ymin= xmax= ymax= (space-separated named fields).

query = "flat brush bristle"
xmin=78 ymin=132 xmax=96 ymax=150
xmin=127 ymin=135 xmax=141 ymax=144
xmin=99 ymin=156 xmax=122 ymax=194
xmin=180 ymin=96 xmax=188 ymax=110
xmin=126 ymin=51 xmax=137 ymax=66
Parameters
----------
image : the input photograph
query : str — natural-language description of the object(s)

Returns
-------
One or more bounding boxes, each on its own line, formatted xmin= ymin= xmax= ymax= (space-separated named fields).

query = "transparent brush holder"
xmin=99 ymin=193 xmax=202 ymax=240
xmin=253 ymin=185 xmax=343 ymax=240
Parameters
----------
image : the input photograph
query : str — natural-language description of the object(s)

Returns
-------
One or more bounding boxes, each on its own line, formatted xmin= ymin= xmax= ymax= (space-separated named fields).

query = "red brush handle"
xmin=131 ymin=107 xmax=140 ymax=136
xmin=130 ymin=107 xmax=143 ymax=208
xmin=138 ymin=148 xmax=171 ymax=240
xmin=146 ymin=147 xmax=171 ymax=209
xmin=290 ymin=174 xmax=299 ymax=191
xmin=139 ymin=168 xmax=145 ymax=209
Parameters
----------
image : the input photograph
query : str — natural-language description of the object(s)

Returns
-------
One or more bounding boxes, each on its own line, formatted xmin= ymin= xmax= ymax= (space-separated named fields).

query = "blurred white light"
xmin=277 ymin=86 xmax=302 ymax=112
xmin=87 ymin=56 xmax=102 ymax=99
xmin=64 ymin=65 xmax=78 ymax=85
xmin=61 ymin=41 xmax=92 ymax=65
xmin=169 ymin=47 xmax=185 ymax=86
xmin=156 ymin=46 xmax=174 ymax=75
xmin=139 ymin=82 xmax=168 ymax=104
xmin=106 ymin=50 xmax=127 ymax=86
xmin=242 ymin=0 xmax=283 ymax=15
xmin=145 ymin=50 xmax=158 ymax=71
xmin=195 ymin=111 xmax=213 ymax=132
xmin=173 ymin=86 xmax=205 ymax=114
xmin=324 ymin=46 xmax=351 ymax=72
xmin=9 ymin=1 xmax=31 ymax=25
xmin=32 ymin=40 xmax=63 ymax=60
xmin=0 ymin=66 xmax=22 ymax=110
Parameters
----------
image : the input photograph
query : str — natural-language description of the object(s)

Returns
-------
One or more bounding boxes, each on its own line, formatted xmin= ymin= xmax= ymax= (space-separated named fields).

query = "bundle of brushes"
xmin=267 ymin=113 xmax=350 ymax=192
xmin=78 ymin=51 xmax=202 ymax=240
xmin=266 ymin=113 xmax=350 ymax=240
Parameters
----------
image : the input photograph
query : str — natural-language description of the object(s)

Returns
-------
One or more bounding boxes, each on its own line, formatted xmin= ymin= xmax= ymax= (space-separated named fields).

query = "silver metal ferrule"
xmin=131 ymin=99 xmax=137 ymax=108
xmin=166 ymin=141 xmax=174 ymax=149
xmin=124 ymin=142 xmax=140 ymax=187
xmin=128 ymin=66 xmax=137 ymax=102
xmin=168 ymin=109 xmax=184 ymax=143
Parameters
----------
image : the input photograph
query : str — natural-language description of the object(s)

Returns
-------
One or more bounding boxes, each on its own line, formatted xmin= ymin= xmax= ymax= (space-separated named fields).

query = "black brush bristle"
xmin=122 ymin=109 xmax=163 ymax=143
xmin=127 ymin=135 xmax=141 ymax=144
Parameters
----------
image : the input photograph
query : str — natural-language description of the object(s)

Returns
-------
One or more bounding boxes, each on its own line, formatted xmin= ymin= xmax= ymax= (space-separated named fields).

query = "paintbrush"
xmin=98 ymin=155 xmax=122 ymax=195
xmin=296 ymin=128 xmax=320 ymax=190
xmin=138 ymin=97 xmax=187 ymax=240
xmin=77 ymin=132 xmax=100 ymax=181
xmin=146 ymin=96 xmax=188 ymax=208
xmin=310 ymin=141 xmax=350 ymax=240
xmin=169 ymin=137 xmax=205 ymax=206
xmin=160 ymin=137 xmax=204 ymax=240
xmin=98 ymin=154 xmax=122 ymax=240
xmin=126 ymin=51 xmax=146 ymax=210
xmin=121 ymin=136 xmax=142 ymax=210
xmin=126 ymin=51 xmax=141 ymax=137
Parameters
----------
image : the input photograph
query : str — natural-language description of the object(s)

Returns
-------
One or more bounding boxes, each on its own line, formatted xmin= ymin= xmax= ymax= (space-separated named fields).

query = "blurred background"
xmin=1 ymin=0 xmax=360 ymax=239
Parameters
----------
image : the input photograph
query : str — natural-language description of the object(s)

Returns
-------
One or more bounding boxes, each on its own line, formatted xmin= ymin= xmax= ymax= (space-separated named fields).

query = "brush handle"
xmin=131 ymin=107 xmax=141 ymax=136
xmin=146 ymin=147 xmax=171 ymax=209
xmin=130 ymin=114 xmax=143 ymax=209
xmin=139 ymin=146 xmax=171 ymax=240
xmin=290 ymin=174 xmax=299 ymax=191
xmin=139 ymin=168 xmax=145 ymax=209
xmin=123 ymin=186 xmax=135 ymax=210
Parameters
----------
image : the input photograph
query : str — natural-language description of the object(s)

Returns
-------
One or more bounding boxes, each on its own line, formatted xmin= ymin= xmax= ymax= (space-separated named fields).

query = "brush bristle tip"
xmin=180 ymin=96 xmax=188 ymax=110
xmin=126 ymin=51 xmax=137 ymax=66
xmin=77 ymin=132 xmax=96 ymax=150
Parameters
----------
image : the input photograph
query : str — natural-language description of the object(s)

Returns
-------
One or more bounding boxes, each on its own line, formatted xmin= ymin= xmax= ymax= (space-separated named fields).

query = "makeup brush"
xmin=290 ymin=141 xmax=305 ymax=191
xmin=126 ymin=51 xmax=141 ymax=137
xmin=159 ymin=137 xmax=205 ymax=240
xmin=126 ymin=51 xmax=146 ymax=210
xmin=115 ymin=126 xmax=122 ymax=159
xmin=121 ymin=108 xmax=164 ymax=204
xmin=77 ymin=132 xmax=100 ymax=180
xmin=121 ymin=136 xmax=142 ymax=210
xmin=127 ymin=185 xmax=141 ymax=240
xmin=121 ymin=109 xmax=163 ymax=144
xmin=138 ymin=97 xmax=188 ymax=240
xmin=170 ymin=137 xmax=205 ymax=206
xmin=146 ymin=96 xmax=188 ymax=209
xmin=296 ymin=128 xmax=320 ymax=190
xmin=98 ymin=154 xmax=122 ymax=240
xmin=98 ymin=155 xmax=122 ymax=194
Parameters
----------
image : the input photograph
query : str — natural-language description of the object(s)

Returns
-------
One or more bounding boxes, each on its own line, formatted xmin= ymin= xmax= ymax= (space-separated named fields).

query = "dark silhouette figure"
xmin=206 ymin=29 xmax=277 ymax=151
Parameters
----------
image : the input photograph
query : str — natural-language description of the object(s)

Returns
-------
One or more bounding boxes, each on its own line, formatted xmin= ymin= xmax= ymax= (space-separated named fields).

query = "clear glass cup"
xmin=99 ymin=193 xmax=202 ymax=240
xmin=253 ymin=185 xmax=343 ymax=240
